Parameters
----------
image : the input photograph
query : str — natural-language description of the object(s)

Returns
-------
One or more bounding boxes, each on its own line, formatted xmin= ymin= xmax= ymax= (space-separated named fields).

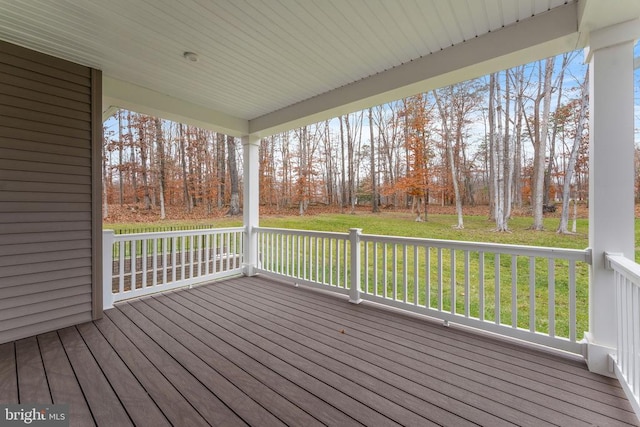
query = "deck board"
xmin=75 ymin=322 xmax=169 ymax=427
xmin=15 ymin=336 xmax=51 ymax=404
xmin=115 ymin=303 xmax=285 ymax=427
xmin=226 ymin=277 xmax=634 ymax=424
xmin=210 ymin=279 xmax=582 ymax=426
xmin=132 ymin=298 xmax=324 ymax=427
xmin=143 ymin=295 xmax=359 ymax=426
xmin=104 ymin=309 xmax=224 ymax=427
xmin=1 ymin=275 xmax=638 ymax=426
xmin=37 ymin=331 xmax=95 ymax=427
xmin=0 ymin=342 xmax=18 ymax=402
xmin=93 ymin=313 xmax=219 ymax=426
xmin=178 ymin=288 xmax=450 ymax=427
xmin=57 ymin=326 xmax=132 ymax=426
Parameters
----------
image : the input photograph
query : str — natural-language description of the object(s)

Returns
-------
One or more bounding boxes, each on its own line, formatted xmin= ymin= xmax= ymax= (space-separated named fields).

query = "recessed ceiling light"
xmin=183 ymin=52 xmax=199 ymax=62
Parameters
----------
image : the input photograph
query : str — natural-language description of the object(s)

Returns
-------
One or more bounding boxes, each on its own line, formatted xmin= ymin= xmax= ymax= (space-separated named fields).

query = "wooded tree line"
xmin=104 ymin=52 xmax=604 ymax=231
xmin=102 ymin=112 xmax=241 ymax=219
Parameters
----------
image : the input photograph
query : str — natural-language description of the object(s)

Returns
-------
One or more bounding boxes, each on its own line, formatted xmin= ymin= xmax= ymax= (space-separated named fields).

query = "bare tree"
xmin=227 ymin=136 xmax=240 ymax=215
xmin=530 ymin=58 xmax=554 ymax=230
xmin=489 ymin=73 xmax=508 ymax=231
xmin=433 ymin=89 xmax=463 ymax=228
xmin=153 ymin=118 xmax=166 ymax=219
xmin=558 ymin=69 xmax=588 ymax=234
xmin=369 ymin=107 xmax=379 ymax=212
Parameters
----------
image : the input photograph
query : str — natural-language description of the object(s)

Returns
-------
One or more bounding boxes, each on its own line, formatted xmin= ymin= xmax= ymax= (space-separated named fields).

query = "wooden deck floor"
xmin=0 ymin=275 xmax=637 ymax=426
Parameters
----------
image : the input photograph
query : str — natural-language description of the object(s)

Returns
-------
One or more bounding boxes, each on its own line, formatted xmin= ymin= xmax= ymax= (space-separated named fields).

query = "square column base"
xmin=583 ymin=332 xmax=616 ymax=378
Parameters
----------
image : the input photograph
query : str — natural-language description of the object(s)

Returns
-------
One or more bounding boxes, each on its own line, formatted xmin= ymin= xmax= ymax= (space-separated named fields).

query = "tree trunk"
xmin=217 ymin=132 xmax=226 ymax=209
xmin=226 ymin=136 xmax=240 ymax=216
xmin=153 ymin=118 xmax=166 ymax=219
xmin=532 ymin=58 xmax=554 ymax=230
xmin=118 ymin=110 xmax=124 ymax=205
xmin=558 ymin=69 xmax=588 ymax=234
xmin=136 ymin=115 xmax=151 ymax=210
xmin=490 ymin=73 xmax=508 ymax=231
xmin=339 ymin=116 xmax=346 ymax=212
xmin=545 ymin=53 xmax=569 ymax=206
xmin=369 ymin=108 xmax=379 ymax=212
xmin=504 ymin=69 xmax=513 ymax=220
xmin=433 ymin=90 xmax=463 ymax=228
xmin=179 ymin=124 xmax=192 ymax=213
xmin=127 ymin=111 xmax=138 ymax=204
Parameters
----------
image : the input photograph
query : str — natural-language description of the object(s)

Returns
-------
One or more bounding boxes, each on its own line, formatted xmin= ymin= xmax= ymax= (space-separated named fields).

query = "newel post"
xmin=349 ymin=228 xmax=362 ymax=304
xmin=102 ymin=230 xmax=115 ymax=310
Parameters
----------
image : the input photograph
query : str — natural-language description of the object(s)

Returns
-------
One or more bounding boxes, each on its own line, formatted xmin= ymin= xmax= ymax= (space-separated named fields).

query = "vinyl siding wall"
xmin=0 ymin=40 xmax=101 ymax=343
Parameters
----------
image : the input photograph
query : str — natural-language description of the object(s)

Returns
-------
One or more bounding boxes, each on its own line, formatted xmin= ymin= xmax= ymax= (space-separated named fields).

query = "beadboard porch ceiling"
xmin=0 ymin=0 xmax=637 ymax=136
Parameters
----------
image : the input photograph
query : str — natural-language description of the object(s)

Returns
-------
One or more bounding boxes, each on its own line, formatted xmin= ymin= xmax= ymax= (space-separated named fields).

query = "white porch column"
xmin=585 ymin=20 xmax=639 ymax=376
xmin=242 ymin=134 xmax=260 ymax=276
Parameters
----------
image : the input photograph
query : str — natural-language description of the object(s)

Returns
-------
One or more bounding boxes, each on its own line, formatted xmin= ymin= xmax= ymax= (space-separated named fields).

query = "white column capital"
xmin=585 ymin=18 xmax=640 ymax=61
xmin=241 ymin=134 xmax=261 ymax=147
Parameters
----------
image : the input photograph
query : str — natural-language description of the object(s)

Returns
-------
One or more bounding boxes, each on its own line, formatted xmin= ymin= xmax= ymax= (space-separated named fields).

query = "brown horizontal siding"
xmin=0 ymin=248 xmax=91 ymax=267
xmin=0 ymin=147 xmax=90 ymax=166
xmin=0 ymin=115 xmax=90 ymax=139
xmin=0 ymin=126 xmax=92 ymax=147
xmin=0 ymin=104 xmax=91 ymax=130
xmin=0 ymin=40 xmax=96 ymax=344
xmin=0 ymin=257 xmax=91 ymax=279
xmin=0 ymin=181 xmax=90 ymax=194
xmin=0 ymin=170 xmax=91 ymax=185
xmin=0 ymin=212 xmax=90 ymax=223
xmin=0 ymin=51 xmax=90 ymax=86
xmin=1 ymin=302 xmax=92 ymax=332
xmin=0 ymin=293 xmax=91 ymax=322
xmin=0 ymin=93 xmax=91 ymax=121
xmin=0 ymin=202 xmax=91 ymax=213
xmin=0 ymin=240 xmax=91 ymax=256
xmin=0 ymin=267 xmax=91 ymax=289
xmin=0 ymin=191 xmax=90 ymax=203
xmin=0 ymin=231 xmax=91 ymax=245
xmin=0 ymin=280 xmax=90 ymax=304
xmin=0 ymin=221 xmax=91 ymax=234
xmin=0 ymin=137 xmax=90 ymax=157
xmin=0 ymin=83 xmax=90 ymax=113
xmin=0 ymin=71 xmax=90 ymax=104
xmin=0 ymin=63 xmax=90 ymax=95
xmin=0 ymin=159 xmax=90 ymax=175
xmin=0 ymin=40 xmax=90 ymax=79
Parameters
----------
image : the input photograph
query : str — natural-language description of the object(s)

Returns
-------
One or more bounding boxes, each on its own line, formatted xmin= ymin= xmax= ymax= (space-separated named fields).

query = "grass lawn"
xmin=105 ymin=212 xmax=591 ymax=248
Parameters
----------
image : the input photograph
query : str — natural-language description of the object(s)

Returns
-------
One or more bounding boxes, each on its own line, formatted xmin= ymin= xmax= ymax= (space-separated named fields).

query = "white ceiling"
xmin=0 ymin=0 xmax=638 ymax=137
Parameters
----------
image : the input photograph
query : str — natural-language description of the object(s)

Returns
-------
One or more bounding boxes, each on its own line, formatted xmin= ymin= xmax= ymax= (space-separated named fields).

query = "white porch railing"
xmin=607 ymin=253 xmax=640 ymax=419
xmin=103 ymin=227 xmax=244 ymax=308
xmin=256 ymin=227 xmax=591 ymax=354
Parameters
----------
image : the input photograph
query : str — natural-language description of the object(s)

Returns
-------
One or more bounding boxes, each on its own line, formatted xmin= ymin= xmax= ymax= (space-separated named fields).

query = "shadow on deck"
xmin=0 ymin=275 xmax=637 ymax=426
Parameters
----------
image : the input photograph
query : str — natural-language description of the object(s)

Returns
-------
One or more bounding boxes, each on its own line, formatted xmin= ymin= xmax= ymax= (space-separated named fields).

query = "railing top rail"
xmin=255 ymin=227 xmax=348 ymax=240
xmin=256 ymin=226 xmax=590 ymax=262
xmin=359 ymin=233 xmax=591 ymax=261
xmin=105 ymin=226 xmax=245 ymax=240
xmin=360 ymin=234 xmax=591 ymax=263
xmin=606 ymin=253 xmax=640 ymax=284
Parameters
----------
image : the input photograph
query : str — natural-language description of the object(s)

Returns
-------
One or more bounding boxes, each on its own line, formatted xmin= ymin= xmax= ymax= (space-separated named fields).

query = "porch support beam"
xmin=584 ymin=19 xmax=639 ymax=376
xmin=242 ymin=134 xmax=260 ymax=276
